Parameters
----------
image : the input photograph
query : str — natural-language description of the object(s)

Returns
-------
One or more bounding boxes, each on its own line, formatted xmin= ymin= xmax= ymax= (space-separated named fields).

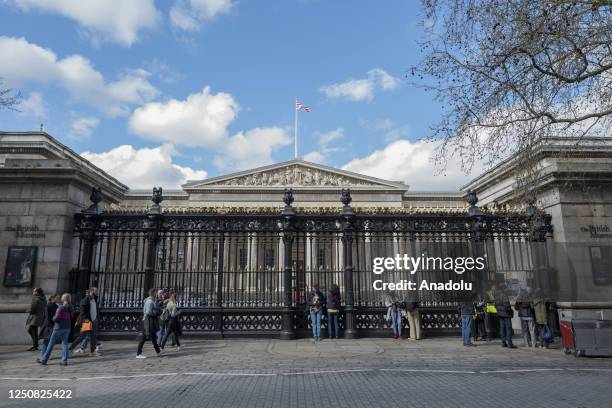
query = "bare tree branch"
xmin=412 ymin=0 xmax=612 ymax=201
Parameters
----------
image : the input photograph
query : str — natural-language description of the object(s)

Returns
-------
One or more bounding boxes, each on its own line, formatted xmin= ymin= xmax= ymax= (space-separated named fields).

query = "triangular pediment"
xmin=183 ymin=159 xmax=407 ymax=190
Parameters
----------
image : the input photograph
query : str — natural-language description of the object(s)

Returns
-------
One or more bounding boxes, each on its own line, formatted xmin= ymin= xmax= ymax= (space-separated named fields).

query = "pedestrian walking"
xmin=384 ymin=291 xmax=403 ymax=340
xmin=26 ymin=288 xmax=46 ymax=351
xmin=160 ymin=293 xmax=182 ymax=351
xmin=38 ymin=293 xmax=74 ymax=366
xmin=39 ymin=293 xmax=60 ymax=361
xmin=494 ymin=283 xmax=517 ymax=348
xmin=515 ymin=288 xmax=536 ymax=347
xmin=326 ymin=284 xmax=341 ymax=339
xmin=156 ymin=289 xmax=168 ymax=346
xmin=136 ymin=289 xmax=162 ymax=359
xmin=405 ymin=291 xmax=421 ymax=341
xmin=306 ymin=285 xmax=325 ymax=341
xmin=459 ymin=295 xmax=476 ymax=347
xmin=70 ymin=287 xmax=101 ymax=356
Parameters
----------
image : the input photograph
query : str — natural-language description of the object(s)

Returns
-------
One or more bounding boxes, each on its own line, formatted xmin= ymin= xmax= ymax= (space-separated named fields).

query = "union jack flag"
xmin=295 ymin=100 xmax=311 ymax=112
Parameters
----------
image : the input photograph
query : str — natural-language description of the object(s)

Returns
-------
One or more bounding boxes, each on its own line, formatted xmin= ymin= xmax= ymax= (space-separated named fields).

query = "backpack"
xmin=542 ymin=325 xmax=554 ymax=343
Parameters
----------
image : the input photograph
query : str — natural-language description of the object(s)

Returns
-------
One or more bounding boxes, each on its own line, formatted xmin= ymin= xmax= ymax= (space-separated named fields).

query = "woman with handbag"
xmin=70 ymin=288 xmax=100 ymax=356
xmin=160 ymin=293 xmax=182 ymax=351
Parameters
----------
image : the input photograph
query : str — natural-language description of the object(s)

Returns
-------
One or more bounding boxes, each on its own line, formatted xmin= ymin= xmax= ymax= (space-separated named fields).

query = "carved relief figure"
xmin=217 ymin=165 xmax=374 ymax=186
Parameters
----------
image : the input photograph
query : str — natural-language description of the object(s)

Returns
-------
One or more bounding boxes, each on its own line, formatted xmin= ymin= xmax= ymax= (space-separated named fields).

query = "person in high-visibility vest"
xmin=485 ymin=286 xmax=497 ymax=340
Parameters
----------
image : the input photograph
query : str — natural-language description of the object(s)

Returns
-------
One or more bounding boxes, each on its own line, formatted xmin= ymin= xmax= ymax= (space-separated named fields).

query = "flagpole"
xmin=294 ymin=97 xmax=298 ymax=159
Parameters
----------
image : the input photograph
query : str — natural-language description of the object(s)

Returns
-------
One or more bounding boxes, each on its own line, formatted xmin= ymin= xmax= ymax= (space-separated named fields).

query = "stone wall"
xmin=0 ymin=182 xmax=85 ymax=343
xmin=0 ymin=132 xmax=127 ymax=344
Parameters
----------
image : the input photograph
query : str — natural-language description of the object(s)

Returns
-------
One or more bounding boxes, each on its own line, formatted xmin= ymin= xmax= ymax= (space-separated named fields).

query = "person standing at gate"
xmin=70 ymin=287 xmax=101 ymax=356
xmin=515 ymin=287 xmax=536 ymax=347
xmin=405 ymin=291 xmax=421 ymax=341
xmin=306 ymin=285 xmax=325 ymax=341
xmin=136 ymin=288 xmax=163 ymax=359
xmin=472 ymin=294 xmax=487 ymax=341
xmin=459 ymin=293 xmax=476 ymax=347
xmin=532 ymin=288 xmax=550 ymax=348
xmin=160 ymin=293 xmax=182 ymax=351
xmin=494 ymin=282 xmax=517 ymax=348
xmin=26 ymin=288 xmax=46 ymax=351
xmin=326 ymin=284 xmax=341 ymax=339
xmin=484 ymin=285 xmax=497 ymax=340
xmin=38 ymin=293 xmax=74 ymax=366
xmin=384 ymin=290 xmax=403 ymax=340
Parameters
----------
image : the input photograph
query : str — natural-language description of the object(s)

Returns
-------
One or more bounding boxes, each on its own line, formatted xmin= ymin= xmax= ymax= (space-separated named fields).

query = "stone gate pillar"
xmin=279 ymin=189 xmax=296 ymax=340
xmin=341 ymin=189 xmax=359 ymax=339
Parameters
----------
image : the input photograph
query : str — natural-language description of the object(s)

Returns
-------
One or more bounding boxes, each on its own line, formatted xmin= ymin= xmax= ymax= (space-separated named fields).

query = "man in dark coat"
xmin=494 ymin=283 xmax=517 ymax=348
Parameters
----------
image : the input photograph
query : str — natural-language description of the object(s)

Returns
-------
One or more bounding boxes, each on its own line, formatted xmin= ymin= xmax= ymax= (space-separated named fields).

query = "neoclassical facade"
xmin=1 ymin=131 xmax=611 ymax=343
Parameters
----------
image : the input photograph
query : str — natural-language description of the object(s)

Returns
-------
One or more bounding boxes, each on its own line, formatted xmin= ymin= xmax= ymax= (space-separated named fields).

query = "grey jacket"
xmin=494 ymin=290 xmax=512 ymax=318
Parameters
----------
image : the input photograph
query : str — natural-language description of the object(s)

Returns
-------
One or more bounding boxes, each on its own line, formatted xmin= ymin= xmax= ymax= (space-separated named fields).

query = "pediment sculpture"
xmin=219 ymin=166 xmax=375 ymax=187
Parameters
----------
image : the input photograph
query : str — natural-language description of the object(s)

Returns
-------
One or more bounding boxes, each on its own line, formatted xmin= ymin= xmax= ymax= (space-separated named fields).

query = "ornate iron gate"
xmin=73 ymin=188 xmax=553 ymax=338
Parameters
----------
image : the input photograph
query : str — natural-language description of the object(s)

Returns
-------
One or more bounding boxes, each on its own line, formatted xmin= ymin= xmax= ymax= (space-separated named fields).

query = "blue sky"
xmin=0 ymin=0 xmax=479 ymax=190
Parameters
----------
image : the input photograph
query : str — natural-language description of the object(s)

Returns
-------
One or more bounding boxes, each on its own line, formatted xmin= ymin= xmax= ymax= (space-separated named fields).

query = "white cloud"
xmin=18 ymin=92 xmax=47 ymax=119
xmin=0 ymin=37 xmax=159 ymax=116
xmin=129 ymin=87 xmax=291 ymax=171
xmin=303 ymin=128 xmax=344 ymax=164
xmin=318 ymin=128 xmax=344 ymax=145
xmin=81 ymin=144 xmax=207 ymax=189
xmin=320 ymin=68 xmax=400 ymax=102
xmin=342 ymin=139 xmax=486 ymax=190
xmin=303 ymin=151 xmax=325 ymax=164
xmin=129 ymin=86 xmax=238 ymax=147
xmin=170 ymin=0 xmax=233 ymax=32
xmin=67 ymin=115 xmax=99 ymax=140
xmin=368 ymin=68 xmax=400 ymax=90
xmin=213 ymin=127 xmax=291 ymax=170
xmin=4 ymin=0 xmax=160 ymax=47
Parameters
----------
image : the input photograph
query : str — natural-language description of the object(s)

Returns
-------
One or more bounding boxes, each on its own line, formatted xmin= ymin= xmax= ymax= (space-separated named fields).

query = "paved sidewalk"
xmin=1 ymin=337 xmax=611 ymax=407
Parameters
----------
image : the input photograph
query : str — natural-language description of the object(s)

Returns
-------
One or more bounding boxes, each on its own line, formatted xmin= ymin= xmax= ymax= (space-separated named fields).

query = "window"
xmin=317 ymin=248 xmax=326 ymax=269
xmin=238 ymin=248 xmax=247 ymax=270
xmin=264 ymin=248 xmax=275 ymax=270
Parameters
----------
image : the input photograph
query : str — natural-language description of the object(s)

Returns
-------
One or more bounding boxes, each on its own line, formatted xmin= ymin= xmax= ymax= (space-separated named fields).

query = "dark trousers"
xmin=70 ymin=320 xmax=98 ymax=352
xmin=160 ymin=325 xmax=181 ymax=349
xmin=485 ymin=313 xmax=498 ymax=339
xmin=27 ymin=325 xmax=38 ymax=347
xmin=327 ymin=312 xmax=339 ymax=338
xmin=474 ymin=317 xmax=487 ymax=339
xmin=137 ymin=332 xmax=161 ymax=355
xmin=499 ymin=316 xmax=514 ymax=345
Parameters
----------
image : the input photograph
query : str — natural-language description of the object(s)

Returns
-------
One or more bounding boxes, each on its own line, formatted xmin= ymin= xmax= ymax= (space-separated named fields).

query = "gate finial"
xmin=466 ymin=190 xmax=480 ymax=216
xmin=85 ymin=187 xmax=102 ymax=214
xmin=283 ymin=188 xmax=294 ymax=206
xmin=341 ymin=188 xmax=353 ymax=215
xmin=150 ymin=187 xmax=163 ymax=214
